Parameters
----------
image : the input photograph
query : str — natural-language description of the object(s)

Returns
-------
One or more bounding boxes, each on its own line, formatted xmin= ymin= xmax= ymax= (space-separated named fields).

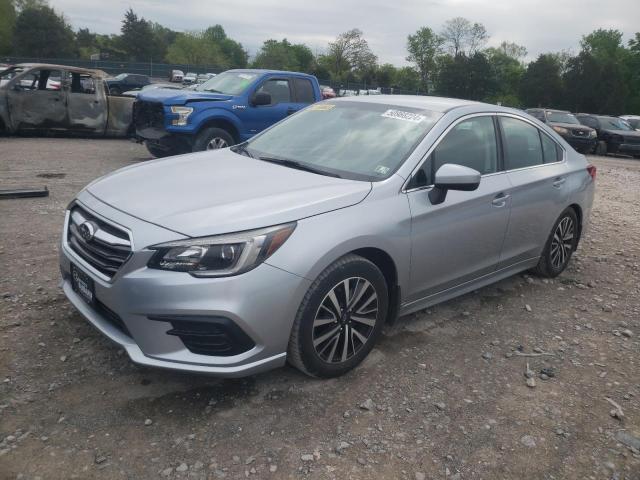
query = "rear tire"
xmin=532 ymin=208 xmax=578 ymax=278
xmin=287 ymin=254 xmax=388 ymax=378
xmin=192 ymin=127 xmax=235 ymax=152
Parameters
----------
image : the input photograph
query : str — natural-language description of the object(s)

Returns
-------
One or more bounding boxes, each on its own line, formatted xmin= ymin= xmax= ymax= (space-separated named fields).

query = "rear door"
xmin=66 ymin=71 xmax=107 ymax=134
xmin=406 ymin=115 xmax=512 ymax=302
xmin=498 ymin=114 xmax=569 ymax=267
xmin=7 ymin=68 xmax=66 ymax=131
xmin=290 ymin=77 xmax=317 ymax=113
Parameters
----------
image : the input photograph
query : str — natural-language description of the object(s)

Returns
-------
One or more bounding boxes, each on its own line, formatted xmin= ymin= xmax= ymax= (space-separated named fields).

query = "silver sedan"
xmin=59 ymin=96 xmax=595 ymax=378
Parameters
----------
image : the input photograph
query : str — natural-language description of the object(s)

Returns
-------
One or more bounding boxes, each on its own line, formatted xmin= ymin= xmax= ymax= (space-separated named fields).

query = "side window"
xmin=70 ymin=73 xmax=96 ymax=94
xmin=19 ymin=69 xmax=61 ymax=91
xmin=500 ymin=117 xmax=544 ymax=170
xmin=293 ymin=78 xmax=314 ymax=104
xmin=408 ymin=116 xmax=498 ymax=189
xmin=256 ymin=79 xmax=291 ymax=105
xmin=540 ymin=132 xmax=562 ymax=163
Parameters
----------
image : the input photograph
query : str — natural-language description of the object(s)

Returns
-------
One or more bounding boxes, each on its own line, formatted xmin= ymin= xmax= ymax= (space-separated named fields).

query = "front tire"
xmin=192 ymin=127 xmax=235 ymax=152
xmin=595 ymin=141 xmax=607 ymax=156
xmin=287 ymin=254 xmax=388 ymax=378
xmin=532 ymin=208 xmax=578 ymax=278
xmin=145 ymin=141 xmax=180 ymax=158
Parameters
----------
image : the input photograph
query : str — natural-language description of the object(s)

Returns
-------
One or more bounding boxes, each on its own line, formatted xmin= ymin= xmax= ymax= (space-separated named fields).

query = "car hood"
xmin=137 ymin=88 xmax=233 ymax=105
xmin=550 ymin=122 xmax=593 ymax=131
xmin=86 ymin=150 xmax=372 ymax=238
xmin=603 ymin=129 xmax=640 ymax=138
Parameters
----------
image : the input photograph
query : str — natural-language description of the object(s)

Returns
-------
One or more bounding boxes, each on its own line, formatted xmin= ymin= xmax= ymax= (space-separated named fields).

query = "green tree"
xmin=436 ymin=52 xmax=495 ymax=101
xmin=520 ymin=54 xmax=563 ymax=108
xmin=406 ymin=27 xmax=443 ymax=92
xmin=322 ymin=29 xmax=377 ymax=82
xmin=149 ymin=22 xmax=178 ymax=64
xmin=485 ymin=42 xmax=527 ymax=106
xmin=119 ymin=8 xmax=154 ymax=61
xmin=375 ymin=63 xmax=397 ymax=88
xmin=440 ymin=17 xmax=488 ymax=56
xmin=204 ymin=25 xmax=247 ymax=68
xmin=12 ymin=4 xmax=75 ymax=57
xmin=252 ymin=39 xmax=313 ymax=71
xmin=165 ymin=31 xmax=226 ymax=67
xmin=393 ymin=66 xmax=421 ymax=92
xmin=0 ymin=0 xmax=16 ymax=55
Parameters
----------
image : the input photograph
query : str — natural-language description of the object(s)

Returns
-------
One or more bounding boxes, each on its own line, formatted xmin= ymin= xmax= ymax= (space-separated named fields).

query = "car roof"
xmin=11 ymin=63 xmax=107 ymax=77
xmin=329 ymin=95 xmax=482 ymax=113
xmin=227 ymin=68 xmax=317 ymax=78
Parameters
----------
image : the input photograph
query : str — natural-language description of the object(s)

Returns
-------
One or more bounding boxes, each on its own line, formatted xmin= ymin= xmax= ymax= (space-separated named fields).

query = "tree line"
xmin=1 ymin=0 xmax=639 ymax=114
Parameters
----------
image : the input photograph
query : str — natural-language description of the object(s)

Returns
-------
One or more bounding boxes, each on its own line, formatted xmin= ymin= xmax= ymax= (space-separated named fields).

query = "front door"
xmin=406 ymin=115 xmax=511 ymax=302
xmin=7 ymin=68 xmax=66 ymax=131
xmin=241 ymin=77 xmax=298 ymax=137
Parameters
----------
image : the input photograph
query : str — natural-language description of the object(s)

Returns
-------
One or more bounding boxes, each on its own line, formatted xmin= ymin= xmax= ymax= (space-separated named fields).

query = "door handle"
xmin=491 ymin=193 xmax=510 ymax=207
xmin=553 ymin=177 xmax=566 ymax=188
xmin=286 ymin=108 xmax=298 ymax=116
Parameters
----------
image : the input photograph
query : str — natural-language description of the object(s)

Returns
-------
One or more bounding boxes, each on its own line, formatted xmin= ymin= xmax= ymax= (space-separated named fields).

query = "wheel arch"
xmin=567 ymin=203 xmax=583 ymax=250
xmin=350 ymin=247 xmax=401 ymax=325
xmin=196 ymin=116 xmax=241 ymax=144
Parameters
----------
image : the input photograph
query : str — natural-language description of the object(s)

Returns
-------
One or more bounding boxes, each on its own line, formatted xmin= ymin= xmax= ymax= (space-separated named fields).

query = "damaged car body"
xmin=0 ymin=64 xmax=134 ymax=137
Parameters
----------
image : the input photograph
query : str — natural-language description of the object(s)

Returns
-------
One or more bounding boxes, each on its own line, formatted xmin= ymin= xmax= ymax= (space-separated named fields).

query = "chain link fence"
xmin=1 ymin=56 xmax=429 ymax=96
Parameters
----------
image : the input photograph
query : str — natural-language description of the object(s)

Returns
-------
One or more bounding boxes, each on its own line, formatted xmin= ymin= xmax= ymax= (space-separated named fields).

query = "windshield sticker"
xmin=374 ymin=165 xmax=390 ymax=175
xmin=238 ymin=73 xmax=255 ymax=80
xmin=309 ymin=104 xmax=336 ymax=111
xmin=381 ymin=109 xmax=426 ymax=123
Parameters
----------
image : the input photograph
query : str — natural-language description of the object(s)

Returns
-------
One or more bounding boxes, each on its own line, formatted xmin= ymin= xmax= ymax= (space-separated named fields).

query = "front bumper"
xmin=566 ymin=136 xmax=596 ymax=152
xmin=60 ymin=196 xmax=311 ymax=377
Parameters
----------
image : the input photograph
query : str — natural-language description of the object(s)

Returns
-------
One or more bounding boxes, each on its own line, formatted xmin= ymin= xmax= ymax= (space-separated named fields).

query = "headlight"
xmin=147 ymin=223 xmax=296 ymax=277
xmin=588 ymin=130 xmax=597 ymax=138
xmin=552 ymin=126 xmax=569 ymax=136
xmin=170 ymin=106 xmax=193 ymax=126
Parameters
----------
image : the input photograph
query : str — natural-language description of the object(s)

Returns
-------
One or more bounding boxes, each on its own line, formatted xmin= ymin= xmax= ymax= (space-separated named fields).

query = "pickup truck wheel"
xmin=145 ymin=142 xmax=180 ymax=158
xmin=595 ymin=141 xmax=607 ymax=156
xmin=193 ymin=127 xmax=235 ymax=152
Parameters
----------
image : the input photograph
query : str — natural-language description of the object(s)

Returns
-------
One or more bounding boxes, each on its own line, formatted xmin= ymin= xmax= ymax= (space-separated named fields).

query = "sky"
xmin=49 ymin=0 xmax=640 ymax=65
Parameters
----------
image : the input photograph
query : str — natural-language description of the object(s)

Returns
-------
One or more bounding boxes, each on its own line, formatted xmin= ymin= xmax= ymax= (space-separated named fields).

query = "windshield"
xmin=113 ymin=73 xmax=127 ymax=80
xmin=243 ymin=101 xmax=442 ymax=181
xmin=626 ymin=118 xmax=640 ymax=129
xmin=546 ymin=111 xmax=579 ymax=125
xmin=196 ymin=71 xmax=257 ymax=94
xmin=598 ymin=117 xmax=633 ymax=131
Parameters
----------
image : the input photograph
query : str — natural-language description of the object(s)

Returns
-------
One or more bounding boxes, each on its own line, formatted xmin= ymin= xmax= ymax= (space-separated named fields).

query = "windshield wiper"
xmin=231 ymin=143 xmax=254 ymax=158
xmin=258 ymin=156 xmax=341 ymax=178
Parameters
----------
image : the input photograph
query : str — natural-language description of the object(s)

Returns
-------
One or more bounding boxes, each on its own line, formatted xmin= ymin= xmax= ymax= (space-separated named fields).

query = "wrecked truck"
xmin=0 ymin=64 xmax=133 ymax=137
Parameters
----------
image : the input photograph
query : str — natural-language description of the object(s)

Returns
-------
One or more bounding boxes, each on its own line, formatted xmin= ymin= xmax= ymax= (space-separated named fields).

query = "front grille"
xmin=149 ymin=316 xmax=255 ymax=357
xmin=133 ymin=100 xmax=164 ymax=130
xmin=571 ymin=129 xmax=589 ymax=137
xmin=67 ymin=205 xmax=132 ymax=279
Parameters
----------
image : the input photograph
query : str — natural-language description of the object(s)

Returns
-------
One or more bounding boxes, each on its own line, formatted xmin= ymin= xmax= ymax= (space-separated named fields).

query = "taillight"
xmin=587 ymin=165 xmax=596 ymax=181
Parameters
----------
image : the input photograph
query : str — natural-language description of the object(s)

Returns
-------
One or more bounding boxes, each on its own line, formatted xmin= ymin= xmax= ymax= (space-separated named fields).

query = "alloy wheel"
xmin=206 ymin=137 xmax=229 ymax=150
xmin=550 ymin=216 xmax=574 ymax=269
xmin=312 ymin=277 xmax=379 ymax=364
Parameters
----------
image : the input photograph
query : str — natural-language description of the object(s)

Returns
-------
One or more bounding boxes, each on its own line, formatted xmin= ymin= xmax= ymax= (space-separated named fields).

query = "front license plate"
xmin=71 ymin=264 xmax=95 ymax=305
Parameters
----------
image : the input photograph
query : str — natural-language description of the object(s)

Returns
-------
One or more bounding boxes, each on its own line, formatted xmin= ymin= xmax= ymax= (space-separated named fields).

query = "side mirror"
xmin=429 ymin=164 xmax=481 ymax=205
xmin=251 ymin=91 xmax=271 ymax=106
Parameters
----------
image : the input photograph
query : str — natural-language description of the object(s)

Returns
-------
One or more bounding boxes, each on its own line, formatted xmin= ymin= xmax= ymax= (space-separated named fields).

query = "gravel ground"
xmin=0 ymin=137 xmax=639 ymax=480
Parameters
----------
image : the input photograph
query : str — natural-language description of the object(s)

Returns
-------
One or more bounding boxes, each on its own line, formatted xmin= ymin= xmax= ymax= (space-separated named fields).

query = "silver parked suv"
xmin=60 ymin=96 xmax=595 ymax=378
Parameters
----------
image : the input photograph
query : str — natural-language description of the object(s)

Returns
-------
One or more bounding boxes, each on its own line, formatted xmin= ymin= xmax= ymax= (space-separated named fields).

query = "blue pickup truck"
xmin=133 ymin=69 xmax=322 ymax=157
